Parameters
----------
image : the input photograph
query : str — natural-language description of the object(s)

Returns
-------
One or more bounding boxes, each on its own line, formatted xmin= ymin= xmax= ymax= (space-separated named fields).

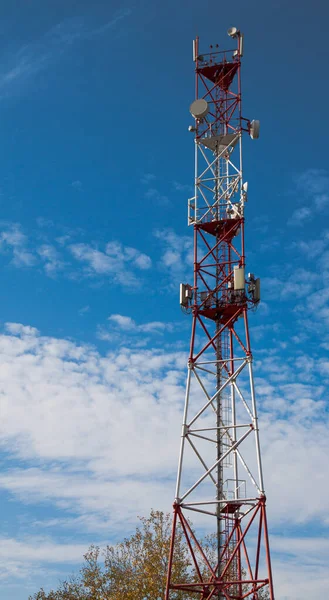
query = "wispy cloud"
xmin=145 ymin=187 xmax=169 ymax=205
xmin=173 ymin=181 xmax=193 ymax=193
xmin=141 ymin=173 xmax=169 ymax=205
xmin=36 ymin=217 xmax=54 ymax=229
xmin=0 ymin=9 xmax=132 ymax=96
xmin=37 ymin=244 xmax=65 ymax=277
xmin=103 ymin=313 xmax=173 ymax=335
xmin=288 ymin=169 xmax=329 ymax=226
xmin=296 ymin=169 xmax=329 ymax=197
xmin=54 ymin=10 xmax=132 ymax=45
xmin=263 ymin=267 xmax=319 ymax=302
xmin=154 ymin=228 xmax=193 ymax=287
xmin=291 ymin=230 xmax=329 ymax=258
xmin=0 ymin=221 xmax=155 ymax=290
xmin=0 ymin=534 xmax=92 ymax=583
xmin=85 ymin=9 xmax=132 ymax=38
xmin=71 ymin=180 xmax=83 ymax=191
xmin=288 ymin=206 xmax=311 ymax=226
xmin=251 ymin=214 xmax=270 ymax=234
xmin=0 ymin=223 xmax=36 ymax=267
xmin=141 ymin=173 xmax=156 ymax=184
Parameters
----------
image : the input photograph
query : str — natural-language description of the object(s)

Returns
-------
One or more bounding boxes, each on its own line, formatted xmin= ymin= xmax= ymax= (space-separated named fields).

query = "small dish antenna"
xmin=227 ymin=27 xmax=239 ymax=38
xmin=190 ymin=99 xmax=209 ymax=119
xmin=249 ymin=120 xmax=260 ymax=139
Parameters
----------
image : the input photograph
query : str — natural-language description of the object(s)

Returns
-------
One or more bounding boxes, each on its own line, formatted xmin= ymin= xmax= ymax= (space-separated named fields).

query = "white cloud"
xmin=292 ymin=234 xmax=329 ymax=258
xmin=0 ymin=324 xmax=327 ymax=598
xmin=56 ymin=234 xmax=72 ymax=246
xmin=12 ymin=249 xmax=36 ymax=267
xmin=173 ymin=181 xmax=193 ymax=192
xmin=0 ymin=536 xmax=87 ymax=565
xmin=296 ymin=168 xmax=329 ymax=197
xmin=271 ymin=544 xmax=329 ymax=600
xmin=108 ymin=314 xmax=134 ymax=329
xmin=314 ymin=193 xmax=329 ymax=210
xmin=36 ymin=217 xmax=54 ymax=229
xmin=0 ymin=326 xmax=184 ymax=473
xmin=140 ymin=321 xmax=169 ymax=333
xmin=154 ymin=228 xmax=193 ymax=286
xmin=0 ymin=222 xmax=153 ymax=287
xmin=70 ymin=244 xmax=114 ymax=274
xmin=141 ymin=173 xmax=156 ymax=184
xmin=144 ymin=187 xmax=169 ymax=205
xmin=259 ymin=236 xmax=280 ymax=252
xmin=105 ymin=241 xmax=152 ymax=270
xmin=133 ymin=252 xmax=152 ymax=270
xmin=0 ymin=534 xmax=92 ymax=589
xmin=281 ymin=280 xmax=313 ymax=298
xmin=0 ymin=226 xmax=26 ymax=247
xmin=0 ymin=223 xmax=36 ymax=267
xmin=71 ymin=180 xmax=82 ymax=191
xmin=106 ymin=313 xmax=172 ymax=335
xmin=4 ymin=323 xmax=39 ymax=337
xmin=141 ymin=174 xmax=169 ymax=204
xmin=37 ymin=244 xmax=65 ymax=276
xmin=69 ymin=241 xmax=151 ymax=287
xmin=250 ymin=322 xmax=280 ymax=342
xmin=288 ymin=169 xmax=329 ymax=225
xmin=262 ymin=269 xmax=317 ymax=301
xmin=306 ymin=287 xmax=329 ymax=311
xmin=0 ymin=323 xmax=326 ymax=526
xmin=288 ymin=206 xmax=311 ymax=225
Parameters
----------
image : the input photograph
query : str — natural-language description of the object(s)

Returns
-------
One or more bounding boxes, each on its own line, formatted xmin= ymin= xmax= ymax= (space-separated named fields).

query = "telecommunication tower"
xmin=165 ymin=28 xmax=275 ymax=600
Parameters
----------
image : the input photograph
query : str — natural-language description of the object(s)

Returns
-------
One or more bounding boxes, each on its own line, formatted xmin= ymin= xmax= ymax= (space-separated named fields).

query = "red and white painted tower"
xmin=165 ymin=28 xmax=275 ymax=600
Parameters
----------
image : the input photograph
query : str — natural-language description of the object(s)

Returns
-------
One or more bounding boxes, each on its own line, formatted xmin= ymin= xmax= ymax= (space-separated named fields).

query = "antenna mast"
xmin=166 ymin=28 xmax=274 ymax=600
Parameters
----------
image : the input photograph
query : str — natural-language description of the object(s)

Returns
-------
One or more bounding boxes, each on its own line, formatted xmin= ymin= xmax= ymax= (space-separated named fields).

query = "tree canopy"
xmin=29 ymin=509 xmax=269 ymax=600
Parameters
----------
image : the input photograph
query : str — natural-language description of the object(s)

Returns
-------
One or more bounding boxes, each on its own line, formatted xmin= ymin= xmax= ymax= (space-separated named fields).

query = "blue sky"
xmin=0 ymin=0 xmax=329 ymax=598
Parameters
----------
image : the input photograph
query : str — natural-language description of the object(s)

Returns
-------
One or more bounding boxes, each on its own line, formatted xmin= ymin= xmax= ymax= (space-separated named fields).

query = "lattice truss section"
xmin=176 ymin=333 xmax=264 ymax=512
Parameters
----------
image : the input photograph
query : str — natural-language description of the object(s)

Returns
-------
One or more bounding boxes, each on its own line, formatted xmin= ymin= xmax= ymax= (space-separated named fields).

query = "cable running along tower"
xmin=165 ymin=28 xmax=274 ymax=600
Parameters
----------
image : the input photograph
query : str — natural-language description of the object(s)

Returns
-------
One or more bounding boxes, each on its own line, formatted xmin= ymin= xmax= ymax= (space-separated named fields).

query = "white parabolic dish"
xmin=190 ymin=98 xmax=209 ymax=119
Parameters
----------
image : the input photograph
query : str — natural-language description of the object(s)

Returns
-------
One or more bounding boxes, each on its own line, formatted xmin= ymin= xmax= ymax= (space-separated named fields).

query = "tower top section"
xmin=188 ymin=30 xmax=260 ymax=225
xmin=193 ymin=28 xmax=243 ymax=92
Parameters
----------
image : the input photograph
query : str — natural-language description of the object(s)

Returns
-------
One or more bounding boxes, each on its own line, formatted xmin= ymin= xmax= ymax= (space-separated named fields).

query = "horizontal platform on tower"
xmin=197 ymin=61 xmax=239 ymax=90
xmin=220 ymin=501 xmax=243 ymax=514
xmin=198 ymin=303 xmax=244 ymax=323
xmin=197 ymin=217 xmax=241 ymax=239
xmin=199 ymin=132 xmax=239 ymax=154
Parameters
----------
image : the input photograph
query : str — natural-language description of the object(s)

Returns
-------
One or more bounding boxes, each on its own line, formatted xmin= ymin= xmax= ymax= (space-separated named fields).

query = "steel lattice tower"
xmin=165 ymin=29 xmax=275 ymax=600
